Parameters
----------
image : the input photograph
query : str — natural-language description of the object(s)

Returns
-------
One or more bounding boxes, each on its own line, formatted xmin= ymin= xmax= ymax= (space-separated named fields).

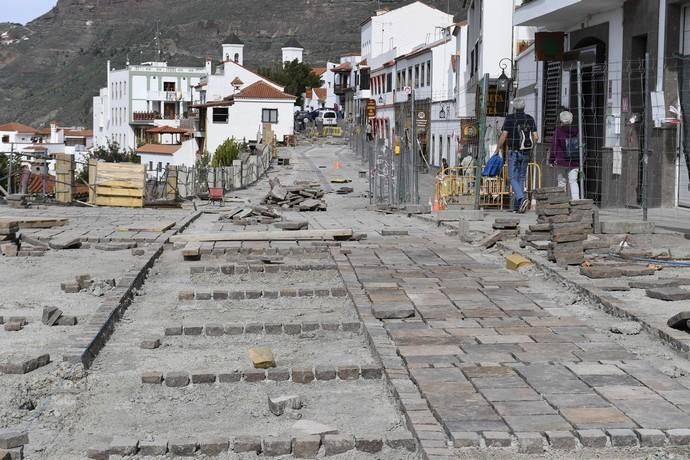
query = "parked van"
xmin=318 ymin=110 xmax=338 ymax=126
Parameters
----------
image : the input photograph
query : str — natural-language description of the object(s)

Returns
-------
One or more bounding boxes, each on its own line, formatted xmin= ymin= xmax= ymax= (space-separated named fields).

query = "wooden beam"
xmin=170 ymin=229 xmax=354 ymax=243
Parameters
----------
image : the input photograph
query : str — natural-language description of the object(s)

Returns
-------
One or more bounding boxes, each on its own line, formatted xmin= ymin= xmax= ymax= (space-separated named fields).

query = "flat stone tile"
xmin=545 ymin=393 xmax=612 ymax=409
xmin=595 ymin=385 xmax=663 ymax=401
xmin=397 ymin=345 xmax=462 ymax=357
xmin=504 ymin=414 xmax=572 ymax=432
xmin=445 ymin=420 xmax=510 ymax=432
xmin=513 ymin=351 xmax=580 ymax=363
xmin=659 ymin=390 xmax=690 ymax=406
xmin=481 ymin=387 xmax=541 ymax=402
xmin=461 ymin=366 xmax=515 ymax=379
xmin=493 ymin=400 xmax=557 ymax=416
xmin=560 ymin=407 xmax=636 ymax=429
xmin=445 ymin=327 xmax=496 ymax=337
xmin=471 ymin=376 xmax=528 ymax=389
xmin=566 ymin=364 xmax=625 ymax=376
xmin=477 ymin=335 xmax=534 ymax=344
xmin=614 ymin=399 xmax=690 ymax=429
xmin=578 ymin=374 xmax=642 ymax=387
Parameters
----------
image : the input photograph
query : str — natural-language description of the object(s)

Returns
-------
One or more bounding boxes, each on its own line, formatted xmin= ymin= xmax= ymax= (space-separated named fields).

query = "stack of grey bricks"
xmin=569 ymin=199 xmax=595 ymax=234
xmin=532 ymin=188 xmax=587 ymax=266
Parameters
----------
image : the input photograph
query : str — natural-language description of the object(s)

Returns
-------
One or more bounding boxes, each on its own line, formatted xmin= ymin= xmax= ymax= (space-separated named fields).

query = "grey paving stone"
xmin=636 ymin=429 xmax=666 ymax=447
xmin=218 ymin=371 xmax=241 ymax=383
xmin=667 ymin=428 xmax=690 ymax=446
xmin=576 ymin=429 xmax=608 ymax=448
xmin=242 ymin=369 xmax=266 ymax=382
xmin=191 ymin=370 xmax=216 ymax=384
xmin=199 ymin=436 xmax=229 ymax=456
xmin=164 ymin=371 xmax=189 ymax=387
xmin=483 ymin=431 xmax=511 ymax=447
xmin=263 ymin=436 xmax=292 ymax=456
xmin=284 ymin=323 xmax=302 ymax=335
xmin=545 ymin=431 xmax=577 ymax=450
xmin=292 ymin=367 xmax=315 ymax=384
xmin=371 ymin=303 xmax=415 ymax=319
xmin=516 ymin=432 xmax=544 ymax=454
xmin=450 ymin=432 xmax=480 ymax=448
xmin=232 ymin=435 xmax=261 ymax=453
xmin=224 ymin=324 xmax=244 ymax=335
xmin=323 ymin=434 xmax=355 ymax=455
xmin=504 ymin=415 xmax=571 ymax=432
xmin=138 ymin=438 xmax=168 ymax=456
xmin=267 ymin=368 xmax=290 ymax=381
xmin=108 ymin=436 xmax=139 ymax=456
xmin=355 ymin=435 xmax=383 ymax=453
xmin=141 ymin=371 xmax=163 ymax=384
xmin=607 ymin=429 xmax=638 ymax=447
xmin=385 ymin=433 xmax=416 ymax=451
xmin=169 ymin=438 xmax=197 ymax=456
xmin=292 ymin=435 xmax=320 ymax=458
xmin=337 ymin=365 xmax=360 ymax=380
xmin=315 ymin=366 xmax=336 ymax=381
xmin=205 ymin=324 xmax=224 ymax=336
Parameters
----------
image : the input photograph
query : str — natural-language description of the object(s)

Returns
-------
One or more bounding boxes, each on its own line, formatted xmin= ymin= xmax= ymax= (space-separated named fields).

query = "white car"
xmin=318 ymin=110 xmax=338 ymax=126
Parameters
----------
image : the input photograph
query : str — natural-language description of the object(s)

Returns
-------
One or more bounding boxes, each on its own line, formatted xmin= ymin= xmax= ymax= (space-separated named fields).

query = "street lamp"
xmin=439 ymin=105 xmax=446 ymax=119
xmin=497 ymin=58 xmax=512 ymax=93
xmin=378 ymin=95 xmax=384 ymax=104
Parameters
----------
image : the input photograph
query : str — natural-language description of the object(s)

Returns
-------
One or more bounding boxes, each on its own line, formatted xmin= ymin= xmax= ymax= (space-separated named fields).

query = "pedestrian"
xmin=549 ymin=110 xmax=581 ymax=200
xmin=366 ymin=122 xmax=373 ymax=141
xmin=496 ymin=97 xmax=538 ymax=213
xmin=19 ymin=164 xmax=30 ymax=195
xmin=441 ymin=158 xmax=449 ymax=175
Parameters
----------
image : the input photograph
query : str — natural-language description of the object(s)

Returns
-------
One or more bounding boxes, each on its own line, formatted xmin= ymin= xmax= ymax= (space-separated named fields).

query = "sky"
xmin=0 ymin=0 xmax=57 ymax=24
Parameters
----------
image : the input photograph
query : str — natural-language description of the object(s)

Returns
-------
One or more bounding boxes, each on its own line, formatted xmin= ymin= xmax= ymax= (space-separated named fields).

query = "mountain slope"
xmin=0 ymin=0 xmax=466 ymax=127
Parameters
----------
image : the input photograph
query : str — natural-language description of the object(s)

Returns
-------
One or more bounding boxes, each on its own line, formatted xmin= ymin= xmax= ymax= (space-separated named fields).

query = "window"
xmin=213 ymin=107 xmax=229 ymax=123
xmin=262 ymin=108 xmax=278 ymax=123
xmin=234 ymin=53 xmax=239 ymax=63
xmin=386 ymin=73 xmax=392 ymax=93
xmin=157 ymin=162 xmax=162 ymax=172
xmin=163 ymin=82 xmax=176 ymax=92
xmin=414 ymin=65 xmax=419 ymax=87
xmin=427 ymin=61 xmax=431 ymax=86
xmin=148 ymin=161 xmax=153 ymax=171
xmin=360 ymin=68 xmax=370 ymax=90
xmin=2 ymin=135 xmax=8 ymax=143
xmin=421 ymin=65 xmax=425 ymax=87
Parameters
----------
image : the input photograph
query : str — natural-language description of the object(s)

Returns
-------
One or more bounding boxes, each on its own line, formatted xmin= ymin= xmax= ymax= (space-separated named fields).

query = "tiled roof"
xmin=234 ymin=81 xmax=296 ymax=100
xmin=332 ymin=63 xmax=352 ymax=71
xmin=311 ymin=67 xmax=327 ymax=76
xmin=24 ymin=145 xmax=48 ymax=151
xmin=146 ymin=126 xmax=190 ymax=134
xmin=314 ymin=88 xmax=327 ymax=102
xmin=0 ymin=122 xmax=35 ymax=133
xmin=136 ymin=144 xmax=181 ymax=155
xmin=64 ymin=128 xmax=93 ymax=137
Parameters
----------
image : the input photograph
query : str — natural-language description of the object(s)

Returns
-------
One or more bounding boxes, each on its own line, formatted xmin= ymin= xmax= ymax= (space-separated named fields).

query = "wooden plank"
xmin=115 ymin=221 xmax=176 ymax=232
xmin=96 ymin=187 xmax=145 ymax=198
xmin=170 ymin=228 xmax=354 ymax=243
xmin=88 ymin=159 xmax=97 ymax=204
xmin=94 ymin=195 xmax=144 ymax=207
xmin=0 ymin=217 xmax=68 ymax=228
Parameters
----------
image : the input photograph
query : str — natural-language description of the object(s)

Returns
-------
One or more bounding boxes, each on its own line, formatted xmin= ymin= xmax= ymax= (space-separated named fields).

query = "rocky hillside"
xmin=0 ymin=0 xmax=465 ymax=127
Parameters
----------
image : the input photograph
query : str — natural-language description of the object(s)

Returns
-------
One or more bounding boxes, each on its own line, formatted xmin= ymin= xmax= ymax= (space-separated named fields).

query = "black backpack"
xmin=564 ymin=136 xmax=580 ymax=161
xmin=512 ymin=114 xmax=534 ymax=151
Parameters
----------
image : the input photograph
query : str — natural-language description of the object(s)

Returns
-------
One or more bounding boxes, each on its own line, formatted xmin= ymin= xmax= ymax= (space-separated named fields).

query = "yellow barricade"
xmin=322 ymin=126 xmax=343 ymax=137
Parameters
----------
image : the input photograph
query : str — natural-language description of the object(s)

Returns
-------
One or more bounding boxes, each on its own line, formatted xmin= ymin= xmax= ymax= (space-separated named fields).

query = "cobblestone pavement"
xmin=3 ymin=141 xmax=690 ymax=459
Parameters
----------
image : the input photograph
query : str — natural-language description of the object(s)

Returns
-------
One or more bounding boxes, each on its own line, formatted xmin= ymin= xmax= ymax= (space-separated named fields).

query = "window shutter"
xmin=541 ymin=60 xmax=562 ymax=143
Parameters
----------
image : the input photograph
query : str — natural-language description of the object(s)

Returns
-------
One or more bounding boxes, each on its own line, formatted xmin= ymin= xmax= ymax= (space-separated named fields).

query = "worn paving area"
xmin=3 ymin=142 xmax=690 ymax=459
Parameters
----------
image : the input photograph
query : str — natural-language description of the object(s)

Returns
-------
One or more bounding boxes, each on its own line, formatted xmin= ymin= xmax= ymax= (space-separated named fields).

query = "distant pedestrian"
xmin=441 ymin=158 xmax=449 ymax=174
xmin=366 ymin=122 xmax=373 ymax=141
xmin=549 ymin=110 xmax=581 ymax=200
xmin=19 ymin=164 xmax=30 ymax=195
xmin=496 ymin=97 xmax=538 ymax=213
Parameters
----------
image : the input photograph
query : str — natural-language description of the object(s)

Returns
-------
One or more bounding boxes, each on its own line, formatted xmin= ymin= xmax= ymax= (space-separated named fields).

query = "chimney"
xmin=50 ymin=122 xmax=58 ymax=144
xmin=205 ymin=56 xmax=212 ymax=75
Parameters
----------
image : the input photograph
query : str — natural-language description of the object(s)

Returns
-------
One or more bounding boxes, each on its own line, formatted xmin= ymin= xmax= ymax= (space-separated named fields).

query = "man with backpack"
xmin=496 ymin=97 xmax=538 ymax=213
xmin=548 ymin=110 xmax=581 ymax=200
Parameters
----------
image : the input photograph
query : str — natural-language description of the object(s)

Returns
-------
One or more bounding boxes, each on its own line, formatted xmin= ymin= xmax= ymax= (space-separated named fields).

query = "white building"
xmin=282 ymin=38 xmax=304 ymax=65
xmin=137 ymin=126 xmax=197 ymax=176
xmin=92 ymin=60 xmax=206 ymax=153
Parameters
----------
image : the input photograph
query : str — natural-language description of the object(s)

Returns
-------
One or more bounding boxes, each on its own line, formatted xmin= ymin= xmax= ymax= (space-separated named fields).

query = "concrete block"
xmin=189 ymin=265 xmax=205 ymax=274
xmin=0 ymin=430 xmax=28 ymax=449
xmin=109 ymin=436 xmax=139 ymax=456
xmin=248 ymin=347 xmax=275 ymax=368
xmin=321 ymin=321 xmax=340 ymax=331
xmin=3 ymin=323 xmax=22 ymax=332
xmin=302 ymin=322 xmax=320 ymax=332
xmin=545 ymin=431 xmax=577 ymax=450
xmin=164 ymin=325 xmax=182 ymax=336
xmin=263 ymin=290 xmax=280 ymax=299
xmin=141 ymin=371 xmax=163 ymax=384
xmin=292 ymin=435 xmax=321 ymax=458
xmin=183 ymin=325 xmax=203 ymax=336
xmin=337 ymin=365 xmax=360 ymax=380
xmin=484 ymin=431 xmax=511 ymax=447
xmin=636 ymin=429 xmax=666 ymax=447
xmin=315 ymin=366 xmax=337 ymax=381
xmin=60 ymin=281 xmax=80 ymax=293
xmin=280 ymin=288 xmax=298 ymax=297
xmin=331 ymin=287 xmax=348 ymax=297
xmin=233 ymin=435 xmax=262 ymax=453
xmin=177 ymin=291 xmax=194 ymax=301
xmin=341 ymin=321 xmax=361 ymax=332
xmin=293 ymin=420 xmax=338 ymax=436
xmin=191 ymin=370 xmax=216 ymax=384
xmin=140 ymin=338 xmax=160 ymax=349
xmin=42 ymin=306 xmax=62 ymax=326
xmin=228 ymin=290 xmax=245 ymax=300
xmin=600 ymin=221 xmax=655 ymax=234
xmin=242 ymin=369 xmax=266 ymax=382
xmin=385 ymin=433 xmax=416 ymax=451
xmin=284 ymin=323 xmax=302 ymax=335
xmin=218 ymin=371 xmax=241 ymax=383
xmin=264 ymin=323 xmax=283 ymax=334
xmin=355 ymin=435 xmax=383 ymax=453
xmin=298 ymin=288 xmax=314 ymax=297
xmin=292 ymin=367 xmax=315 ymax=384
xmin=205 ymin=324 xmax=224 ymax=336
xmin=220 ymin=264 xmax=235 ymax=275
xmin=245 ymin=289 xmax=262 ymax=299
xmin=267 ymin=368 xmax=290 ymax=381
xmin=323 ymin=434 xmax=355 ymax=455
xmin=212 ymin=290 xmax=228 ymax=300
xmin=224 ymin=323 xmax=244 ymax=335
xmin=667 ymin=428 xmax=690 ymax=446
xmin=646 ymin=287 xmax=690 ymax=301
xmin=245 ymin=322 xmax=264 ymax=334
xmin=607 ymin=429 xmax=638 ymax=447
xmin=164 ymin=371 xmax=189 ymax=387
xmin=314 ymin=288 xmax=331 ymax=297
xmin=269 ymin=394 xmax=302 ymax=416
xmin=169 ymin=439 xmax=197 ymax=456
xmin=360 ymin=365 xmax=383 ymax=379
xmin=450 ymin=431 xmax=480 ymax=448
xmin=516 ymin=432 xmax=544 ymax=453
xmin=137 ymin=439 xmax=168 ymax=456
xmin=263 ymin=436 xmax=292 ymax=456
xmin=199 ymin=436 xmax=229 ymax=456
xmin=56 ymin=315 xmax=77 ymax=326
xmin=577 ymin=429 xmax=607 ymax=448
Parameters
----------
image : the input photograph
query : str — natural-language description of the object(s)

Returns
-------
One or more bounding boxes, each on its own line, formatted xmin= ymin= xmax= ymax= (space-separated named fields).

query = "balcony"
xmin=148 ymin=91 xmax=184 ymax=102
xmin=132 ymin=111 xmax=162 ymax=124
xmin=334 ymin=83 xmax=352 ymax=96
xmin=513 ymin=0 xmax=623 ymax=28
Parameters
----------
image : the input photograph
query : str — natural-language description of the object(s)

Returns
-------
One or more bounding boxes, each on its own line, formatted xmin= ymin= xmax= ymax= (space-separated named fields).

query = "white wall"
xmin=140 ymin=139 xmax=196 ymax=171
xmin=207 ymin=61 xmax=282 ymax=102
xmin=282 ymin=47 xmax=303 ymax=64
xmin=205 ymin=99 xmax=294 ymax=153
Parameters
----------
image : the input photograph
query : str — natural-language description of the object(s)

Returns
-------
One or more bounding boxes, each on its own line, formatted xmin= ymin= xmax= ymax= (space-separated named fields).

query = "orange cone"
xmin=432 ymin=190 xmax=441 ymax=212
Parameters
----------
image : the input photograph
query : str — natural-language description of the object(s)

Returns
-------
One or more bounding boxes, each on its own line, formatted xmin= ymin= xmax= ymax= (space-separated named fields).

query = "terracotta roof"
xmin=23 ymin=145 xmax=48 ymax=151
xmin=0 ymin=122 xmax=35 ymax=133
xmin=358 ymin=59 xmax=368 ymax=67
xmin=136 ymin=144 xmax=181 ymax=155
xmin=234 ymin=81 xmax=296 ymax=100
xmin=305 ymin=88 xmax=313 ymax=99
xmin=146 ymin=126 xmax=191 ymax=134
xmin=311 ymin=67 xmax=327 ymax=76
xmin=314 ymin=88 xmax=327 ymax=102
xmin=332 ymin=63 xmax=352 ymax=72
xmin=231 ymin=77 xmax=244 ymax=86
xmin=35 ymin=127 xmax=51 ymax=136
xmin=64 ymin=128 xmax=93 ymax=137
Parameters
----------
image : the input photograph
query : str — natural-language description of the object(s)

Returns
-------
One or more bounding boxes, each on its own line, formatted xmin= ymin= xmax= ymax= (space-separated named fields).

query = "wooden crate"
xmin=93 ymin=162 xmax=145 ymax=207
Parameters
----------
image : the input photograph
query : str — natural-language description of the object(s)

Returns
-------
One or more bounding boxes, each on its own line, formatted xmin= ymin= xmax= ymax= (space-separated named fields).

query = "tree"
xmin=212 ymin=137 xmax=241 ymax=168
xmin=258 ymin=60 xmax=322 ymax=107
xmin=91 ymin=140 xmax=139 ymax=163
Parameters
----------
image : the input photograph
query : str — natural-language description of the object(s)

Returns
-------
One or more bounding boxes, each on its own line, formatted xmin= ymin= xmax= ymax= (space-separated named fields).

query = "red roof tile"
xmin=0 ymin=122 xmax=35 ymax=133
xmin=136 ymin=144 xmax=181 ymax=155
xmin=234 ymin=81 xmax=296 ymax=100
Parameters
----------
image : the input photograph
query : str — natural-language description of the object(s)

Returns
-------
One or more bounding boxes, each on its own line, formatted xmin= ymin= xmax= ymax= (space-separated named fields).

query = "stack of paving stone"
xmin=533 ymin=188 xmax=587 ymax=265
xmin=0 ymin=428 xmax=29 ymax=459
xmin=569 ymin=199 xmax=595 ymax=233
xmin=5 ymin=194 xmax=29 ymax=209
xmin=220 ymin=206 xmax=282 ymax=225
xmin=263 ymin=178 xmax=326 ymax=211
xmin=0 ymin=219 xmax=19 ymax=257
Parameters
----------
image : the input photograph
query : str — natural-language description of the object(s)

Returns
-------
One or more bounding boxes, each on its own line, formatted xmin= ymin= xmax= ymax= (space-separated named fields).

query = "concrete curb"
xmin=162 ymin=321 xmax=362 ymax=336
xmin=189 ymin=262 xmax=338 ymax=274
xmin=177 ymin=287 xmax=349 ymax=301
xmin=62 ymin=211 xmax=203 ymax=368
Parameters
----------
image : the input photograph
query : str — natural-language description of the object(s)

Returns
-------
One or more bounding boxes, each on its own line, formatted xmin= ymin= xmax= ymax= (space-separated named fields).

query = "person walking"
xmin=366 ymin=122 xmax=373 ymax=142
xmin=496 ymin=97 xmax=538 ymax=213
xmin=549 ymin=110 xmax=581 ymax=200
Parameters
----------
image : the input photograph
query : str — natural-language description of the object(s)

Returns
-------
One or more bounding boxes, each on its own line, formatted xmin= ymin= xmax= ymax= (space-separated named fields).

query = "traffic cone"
xmin=432 ymin=190 xmax=441 ymax=212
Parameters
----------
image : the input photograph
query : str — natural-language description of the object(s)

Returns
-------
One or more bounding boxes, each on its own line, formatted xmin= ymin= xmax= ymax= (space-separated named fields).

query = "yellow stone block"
xmin=248 ymin=347 xmax=276 ymax=369
xmin=506 ymin=253 xmax=532 ymax=270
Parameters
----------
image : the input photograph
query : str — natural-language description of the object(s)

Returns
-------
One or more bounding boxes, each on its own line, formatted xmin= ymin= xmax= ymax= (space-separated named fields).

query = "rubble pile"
xmin=263 ymin=179 xmax=327 ymax=211
xmin=221 ymin=206 xmax=282 ymax=225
